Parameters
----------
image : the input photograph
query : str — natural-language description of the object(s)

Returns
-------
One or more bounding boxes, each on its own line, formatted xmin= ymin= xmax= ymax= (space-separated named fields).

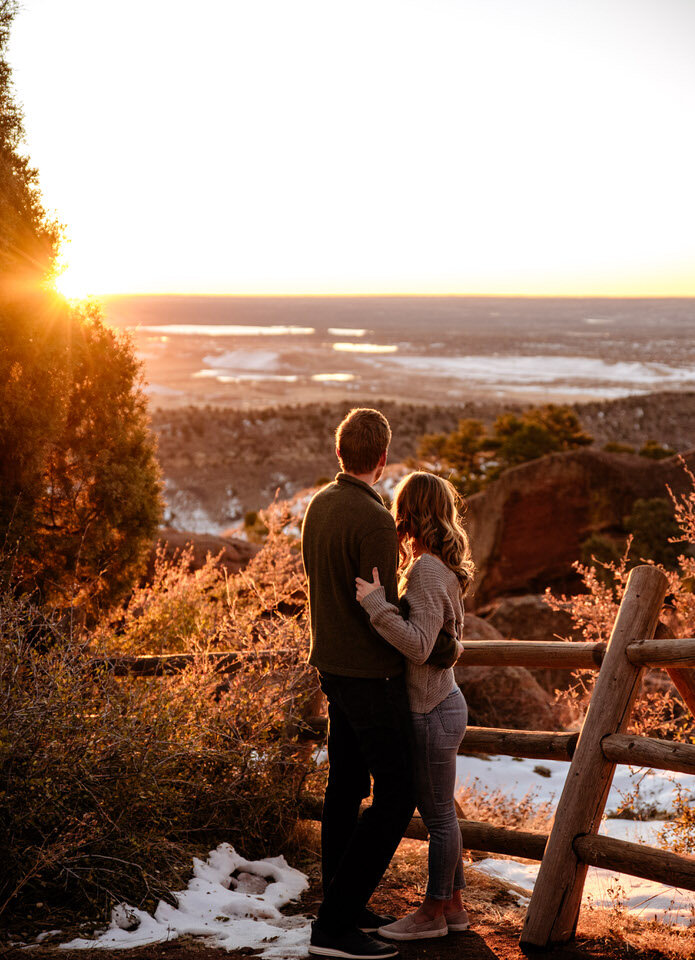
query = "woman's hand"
xmin=356 ymin=567 xmax=382 ymax=602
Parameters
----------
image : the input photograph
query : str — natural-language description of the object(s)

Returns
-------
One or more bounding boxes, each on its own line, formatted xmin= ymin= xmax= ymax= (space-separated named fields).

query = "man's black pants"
xmin=317 ymin=671 xmax=416 ymax=933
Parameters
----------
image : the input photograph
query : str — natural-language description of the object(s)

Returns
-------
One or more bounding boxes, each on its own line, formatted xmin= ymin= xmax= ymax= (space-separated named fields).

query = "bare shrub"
xmin=0 ymin=513 xmax=315 ymax=922
xmin=96 ymin=502 xmax=308 ymax=658
xmin=456 ymin=781 xmax=554 ymax=834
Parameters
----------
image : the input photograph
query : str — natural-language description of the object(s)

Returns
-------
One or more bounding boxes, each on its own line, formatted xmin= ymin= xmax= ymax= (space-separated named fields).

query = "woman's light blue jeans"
xmin=411 ymin=686 xmax=468 ymax=900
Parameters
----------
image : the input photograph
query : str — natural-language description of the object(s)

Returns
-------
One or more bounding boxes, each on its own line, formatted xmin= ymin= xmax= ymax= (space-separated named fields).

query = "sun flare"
xmin=54 ymin=263 xmax=95 ymax=301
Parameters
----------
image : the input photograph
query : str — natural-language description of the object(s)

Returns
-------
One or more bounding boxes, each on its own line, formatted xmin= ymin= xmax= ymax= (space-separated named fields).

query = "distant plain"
xmin=103 ymin=295 xmax=695 ymax=410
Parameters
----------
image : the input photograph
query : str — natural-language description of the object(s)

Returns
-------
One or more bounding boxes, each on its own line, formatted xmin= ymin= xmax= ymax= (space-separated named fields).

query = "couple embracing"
xmin=301 ymin=408 xmax=474 ymax=960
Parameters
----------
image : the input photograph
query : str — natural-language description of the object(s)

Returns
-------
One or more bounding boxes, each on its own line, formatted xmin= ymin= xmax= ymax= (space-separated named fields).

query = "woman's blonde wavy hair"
xmin=391 ymin=471 xmax=475 ymax=594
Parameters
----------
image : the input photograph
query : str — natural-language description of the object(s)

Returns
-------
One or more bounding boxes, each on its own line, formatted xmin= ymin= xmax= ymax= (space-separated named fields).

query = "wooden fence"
xmin=94 ymin=564 xmax=695 ymax=948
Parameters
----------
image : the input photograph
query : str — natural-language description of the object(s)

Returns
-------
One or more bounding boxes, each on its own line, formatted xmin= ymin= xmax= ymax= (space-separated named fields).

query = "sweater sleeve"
xmin=359 ymin=559 xmax=447 ymax=665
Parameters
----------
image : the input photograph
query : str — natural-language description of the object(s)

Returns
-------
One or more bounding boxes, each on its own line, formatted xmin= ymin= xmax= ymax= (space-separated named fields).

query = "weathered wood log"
xmin=601 ymin=732 xmax=695 ymax=776
xmin=626 ymin=637 xmax=695 ymax=668
xmin=88 ymin=650 xmax=296 ymax=677
xmin=461 ymin=727 xmax=578 ymax=761
xmin=574 ymin=833 xmax=695 ymax=891
xmin=458 ymin=640 xmax=605 ymax=670
xmin=521 ymin=564 xmax=669 ymax=947
xmin=300 ymin=718 xmax=578 ymax=760
xmin=298 ymin=796 xmax=548 ymax=860
xmin=91 ymin=641 xmax=607 ymax=677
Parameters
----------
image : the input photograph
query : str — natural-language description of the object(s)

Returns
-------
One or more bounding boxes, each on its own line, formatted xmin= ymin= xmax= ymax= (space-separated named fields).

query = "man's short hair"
xmin=336 ymin=408 xmax=392 ymax=474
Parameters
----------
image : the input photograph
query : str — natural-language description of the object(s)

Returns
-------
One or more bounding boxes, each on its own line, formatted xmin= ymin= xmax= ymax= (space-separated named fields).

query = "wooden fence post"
xmin=520 ymin=564 xmax=668 ymax=947
xmin=665 ymin=668 xmax=695 ymax=718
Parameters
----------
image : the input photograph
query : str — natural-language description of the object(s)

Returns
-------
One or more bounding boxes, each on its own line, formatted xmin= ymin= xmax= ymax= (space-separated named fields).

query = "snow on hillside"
xmin=458 ymin=754 xmax=695 ymax=926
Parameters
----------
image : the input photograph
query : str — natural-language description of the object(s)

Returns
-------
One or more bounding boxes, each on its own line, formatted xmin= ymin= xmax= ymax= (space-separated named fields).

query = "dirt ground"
xmin=6 ymin=834 xmax=693 ymax=960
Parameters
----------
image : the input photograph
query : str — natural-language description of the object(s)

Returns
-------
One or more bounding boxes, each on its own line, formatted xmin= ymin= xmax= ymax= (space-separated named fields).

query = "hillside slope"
xmin=150 ymin=391 xmax=695 ymax=533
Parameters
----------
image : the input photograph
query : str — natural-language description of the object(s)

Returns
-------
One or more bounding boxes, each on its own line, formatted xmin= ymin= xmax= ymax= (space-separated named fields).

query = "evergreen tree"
xmin=418 ymin=405 xmax=593 ymax=495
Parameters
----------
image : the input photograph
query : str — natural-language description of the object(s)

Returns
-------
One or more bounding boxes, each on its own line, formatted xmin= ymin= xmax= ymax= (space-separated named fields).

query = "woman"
xmin=355 ymin=471 xmax=474 ymax=941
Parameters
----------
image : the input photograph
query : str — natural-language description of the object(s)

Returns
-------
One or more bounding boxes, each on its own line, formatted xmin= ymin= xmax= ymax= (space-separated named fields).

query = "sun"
xmin=54 ymin=263 xmax=97 ymax=300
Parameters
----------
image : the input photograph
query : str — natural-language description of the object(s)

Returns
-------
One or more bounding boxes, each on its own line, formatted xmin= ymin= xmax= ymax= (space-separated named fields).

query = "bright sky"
xmin=9 ymin=0 xmax=695 ymax=297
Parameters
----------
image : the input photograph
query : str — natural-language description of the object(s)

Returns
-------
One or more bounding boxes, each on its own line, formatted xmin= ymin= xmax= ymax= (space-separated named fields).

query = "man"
xmin=301 ymin=408 xmax=459 ymax=960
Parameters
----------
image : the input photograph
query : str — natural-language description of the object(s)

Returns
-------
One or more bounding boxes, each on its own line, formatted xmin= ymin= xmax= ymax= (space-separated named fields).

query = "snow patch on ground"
xmin=381 ymin=354 xmax=695 ymax=390
xmin=162 ymin=480 xmax=243 ymax=534
xmin=60 ymin=844 xmax=310 ymax=955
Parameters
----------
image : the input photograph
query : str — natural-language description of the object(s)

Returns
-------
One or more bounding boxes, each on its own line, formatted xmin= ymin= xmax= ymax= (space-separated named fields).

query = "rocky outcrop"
xmin=456 ymin=663 xmax=568 ymax=730
xmin=459 ymin=614 xmax=569 ymax=729
xmin=465 ymin=448 xmax=695 ymax=606
xmin=148 ymin=528 xmax=259 ymax=578
xmin=482 ymin=594 xmax=583 ymax=695
xmin=484 ymin=594 xmax=583 ymax=643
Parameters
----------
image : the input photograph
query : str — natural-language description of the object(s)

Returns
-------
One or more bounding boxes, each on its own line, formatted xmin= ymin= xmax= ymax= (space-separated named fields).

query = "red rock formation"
xmin=465 ymin=448 xmax=695 ymax=606
xmin=484 ymin=594 xmax=582 ymax=643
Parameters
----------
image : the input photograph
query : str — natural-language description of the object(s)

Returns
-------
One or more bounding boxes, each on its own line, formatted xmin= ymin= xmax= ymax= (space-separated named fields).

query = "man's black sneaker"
xmin=308 ymin=922 xmax=399 ymax=959
xmin=357 ymin=908 xmax=397 ymax=933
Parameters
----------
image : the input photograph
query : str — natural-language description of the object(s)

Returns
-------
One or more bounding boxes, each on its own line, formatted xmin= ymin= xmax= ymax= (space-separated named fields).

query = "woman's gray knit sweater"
xmin=359 ymin=552 xmax=464 ymax=713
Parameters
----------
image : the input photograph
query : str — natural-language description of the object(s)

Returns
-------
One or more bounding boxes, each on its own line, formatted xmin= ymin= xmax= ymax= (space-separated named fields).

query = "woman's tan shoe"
xmin=377 ymin=912 xmax=448 ymax=941
xmin=445 ymin=907 xmax=470 ymax=931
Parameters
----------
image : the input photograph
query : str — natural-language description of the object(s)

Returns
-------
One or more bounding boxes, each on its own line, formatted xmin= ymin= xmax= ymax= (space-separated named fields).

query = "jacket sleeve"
xmin=426 ymin=627 xmax=461 ymax=668
xmin=358 ymin=525 xmax=400 ymax=606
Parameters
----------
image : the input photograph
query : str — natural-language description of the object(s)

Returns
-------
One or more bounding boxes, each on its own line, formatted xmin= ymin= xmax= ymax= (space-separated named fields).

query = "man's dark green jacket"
xmin=301 ymin=472 xmax=459 ymax=678
xmin=302 ymin=473 xmax=402 ymax=677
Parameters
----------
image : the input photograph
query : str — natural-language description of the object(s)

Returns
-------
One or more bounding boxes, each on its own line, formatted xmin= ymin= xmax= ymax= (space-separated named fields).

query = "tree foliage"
xmin=418 ymin=404 xmax=593 ymax=495
xmin=0 ymin=4 xmax=162 ymax=613
xmin=580 ymin=497 xmax=682 ymax=577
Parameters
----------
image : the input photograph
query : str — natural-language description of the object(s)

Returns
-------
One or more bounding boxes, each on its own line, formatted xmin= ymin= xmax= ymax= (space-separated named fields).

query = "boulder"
xmin=462 ymin=612 xmax=508 ymax=644
xmin=147 ymin=528 xmax=259 ymax=579
xmin=455 ymin=663 xmax=567 ymax=731
xmin=459 ymin=614 xmax=568 ymax=729
xmin=485 ymin=594 xmax=583 ymax=643
xmin=483 ymin=594 xmax=583 ymax=695
xmin=464 ymin=447 xmax=695 ymax=605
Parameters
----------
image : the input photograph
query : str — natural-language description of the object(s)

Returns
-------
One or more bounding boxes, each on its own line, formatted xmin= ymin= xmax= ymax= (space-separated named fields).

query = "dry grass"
xmin=576 ymin=901 xmax=695 ymax=959
xmin=456 ymin=779 xmax=555 ymax=834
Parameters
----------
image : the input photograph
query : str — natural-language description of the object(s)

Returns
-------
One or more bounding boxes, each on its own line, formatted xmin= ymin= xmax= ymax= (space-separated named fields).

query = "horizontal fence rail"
xmin=91 ymin=640 xmax=609 ymax=677
xmin=573 ymin=834 xmax=695 ymax=891
xmin=299 ymin=797 xmax=695 ymax=891
xmin=627 ymin=637 xmax=695 ymax=668
xmin=92 ymin=636 xmax=695 ymax=677
xmin=460 ymin=727 xmax=578 ymax=761
xmin=601 ymin=732 xmax=695 ymax=776
xmin=457 ymin=640 xmax=606 ymax=670
xmin=298 ymin=796 xmax=549 ymax=862
xmin=302 ymin=717 xmax=580 ymax=760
